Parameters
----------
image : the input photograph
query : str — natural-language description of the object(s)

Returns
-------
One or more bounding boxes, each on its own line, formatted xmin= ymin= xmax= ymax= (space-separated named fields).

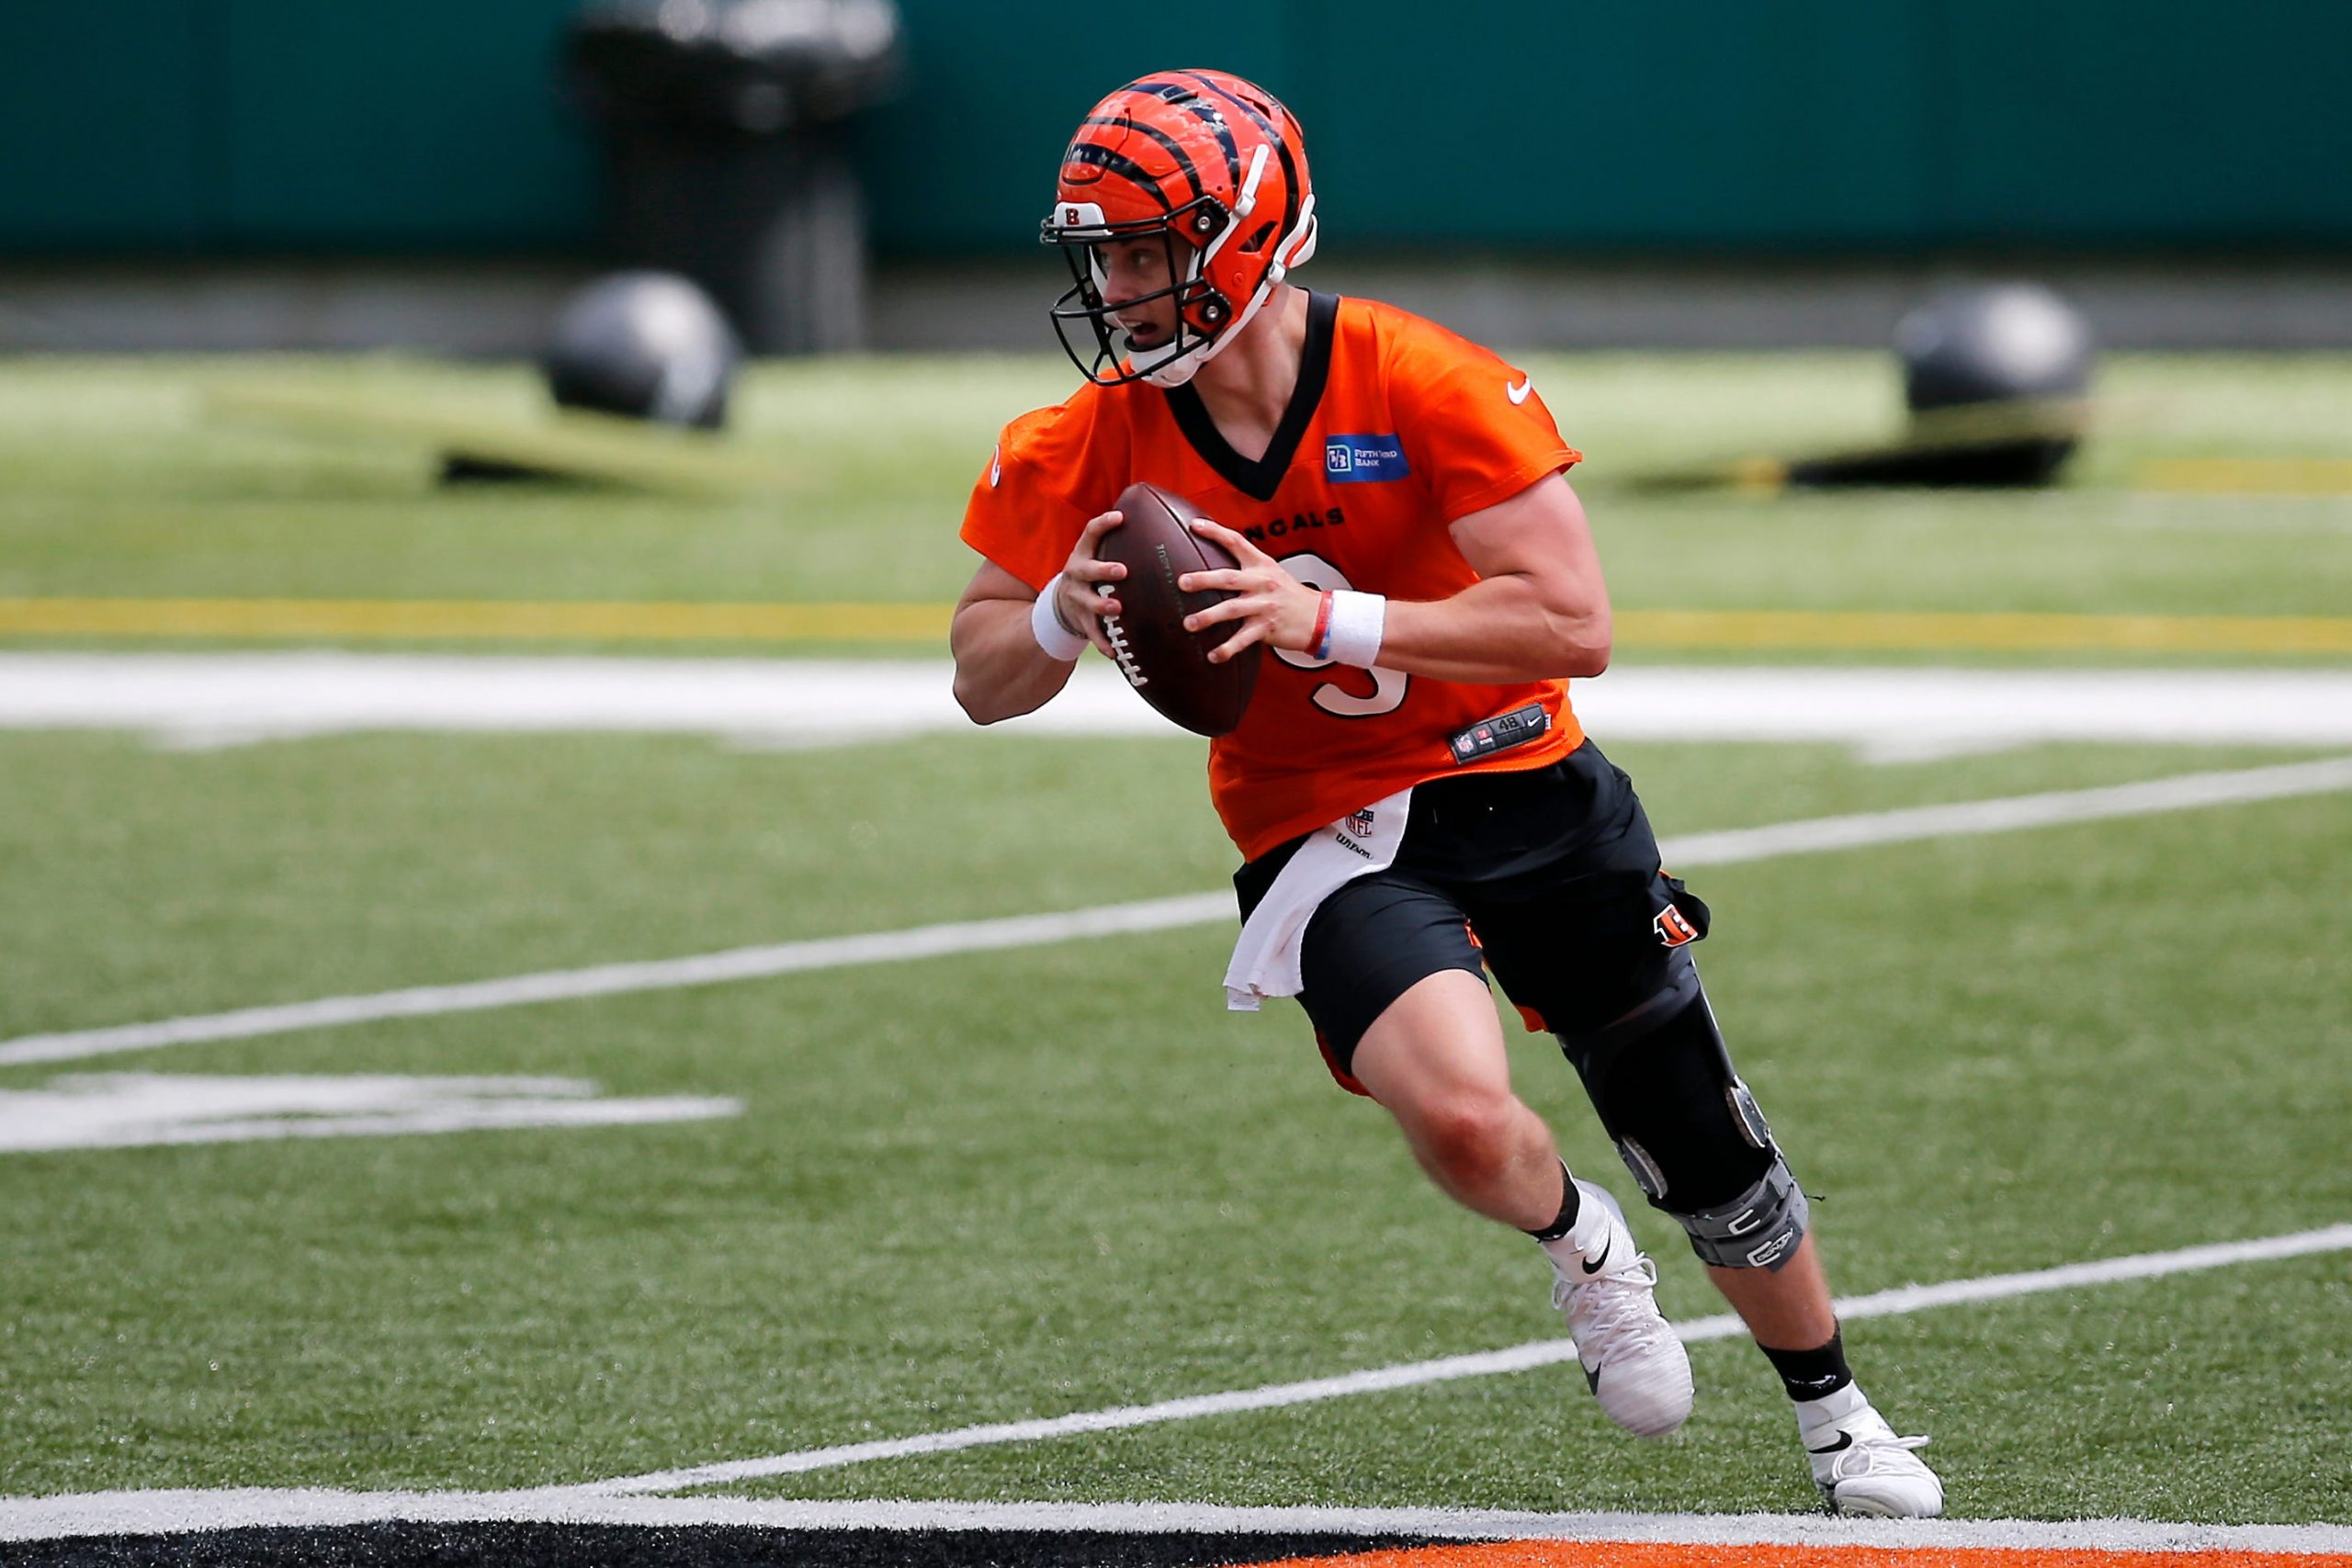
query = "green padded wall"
xmin=1 ymin=1 xmax=2346 ymax=254
xmin=0 ymin=2 xmax=209 ymax=246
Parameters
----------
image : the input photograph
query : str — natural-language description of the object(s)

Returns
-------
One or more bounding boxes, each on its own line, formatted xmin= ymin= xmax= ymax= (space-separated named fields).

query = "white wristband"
xmin=1326 ymin=591 xmax=1386 ymax=669
xmin=1030 ymin=573 xmax=1089 ymax=661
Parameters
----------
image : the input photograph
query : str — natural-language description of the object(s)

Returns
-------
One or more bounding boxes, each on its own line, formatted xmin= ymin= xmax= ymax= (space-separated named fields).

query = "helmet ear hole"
xmin=1238 ymin=220 xmax=1276 ymax=255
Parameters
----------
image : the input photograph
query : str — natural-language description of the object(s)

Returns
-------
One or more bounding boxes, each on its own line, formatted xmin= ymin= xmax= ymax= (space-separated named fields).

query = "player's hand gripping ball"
xmin=1095 ymin=481 xmax=1263 ymax=737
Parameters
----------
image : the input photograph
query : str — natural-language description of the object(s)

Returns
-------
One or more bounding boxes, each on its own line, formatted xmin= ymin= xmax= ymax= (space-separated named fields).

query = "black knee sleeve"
xmin=1555 ymin=953 xmax=1809 ymax=1270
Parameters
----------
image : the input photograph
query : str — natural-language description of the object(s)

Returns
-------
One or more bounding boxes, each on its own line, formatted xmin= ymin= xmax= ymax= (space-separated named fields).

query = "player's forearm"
xmin=1374 ymin=573 xmax=1611 ymax=683
xmin=951 ymin=597 xmax=1080 ymax=724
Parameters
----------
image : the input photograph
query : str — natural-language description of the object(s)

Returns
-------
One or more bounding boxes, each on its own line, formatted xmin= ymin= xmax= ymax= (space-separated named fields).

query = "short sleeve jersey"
xmin=961 ymin=292 xmax=1588 ymax=862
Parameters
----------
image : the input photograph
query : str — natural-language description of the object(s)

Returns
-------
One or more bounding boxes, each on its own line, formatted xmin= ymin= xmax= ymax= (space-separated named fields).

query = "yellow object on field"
xmin=2137 ymin=457 xmax=2352 ymax=497
xmin=0 ymin=598 xmax=947 ymax=643
xmin=1615 ymin=609 xmax=2352 ymax=656
xmin=3 ymin=600 xmax=2350 ymax=655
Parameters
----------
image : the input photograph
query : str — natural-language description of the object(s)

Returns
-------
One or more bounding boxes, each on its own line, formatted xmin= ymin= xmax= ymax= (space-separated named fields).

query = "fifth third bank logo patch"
xmin=1325 ymin=434 xmax=1409 ymax=483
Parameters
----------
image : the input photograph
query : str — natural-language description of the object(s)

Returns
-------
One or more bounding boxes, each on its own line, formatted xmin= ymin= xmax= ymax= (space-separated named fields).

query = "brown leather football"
xmin=1094 ymin=481 xmax=1263 ymax=738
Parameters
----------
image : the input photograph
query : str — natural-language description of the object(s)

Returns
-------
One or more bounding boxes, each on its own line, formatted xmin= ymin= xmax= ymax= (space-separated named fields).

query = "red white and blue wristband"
xmin=1316 ymin=590 xmax=1386 ymax=668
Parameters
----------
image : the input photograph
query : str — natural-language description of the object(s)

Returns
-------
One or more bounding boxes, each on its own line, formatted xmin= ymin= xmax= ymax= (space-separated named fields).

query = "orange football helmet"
xmin=1042 ymin=69 xmax=1318 ymax=387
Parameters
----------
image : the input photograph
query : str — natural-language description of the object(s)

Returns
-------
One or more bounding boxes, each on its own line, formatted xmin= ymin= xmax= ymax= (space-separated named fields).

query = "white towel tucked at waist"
xmin=1224 ymin=787 xmax=1412 ymax=1010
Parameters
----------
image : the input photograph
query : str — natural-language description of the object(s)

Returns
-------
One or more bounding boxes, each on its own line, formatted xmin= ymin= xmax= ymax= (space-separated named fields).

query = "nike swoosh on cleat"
xmin=1806 ymin=1431 xmax=1856 ymax=1456
xmin=1578 ymin=1238 xmax=1612 ymax=1275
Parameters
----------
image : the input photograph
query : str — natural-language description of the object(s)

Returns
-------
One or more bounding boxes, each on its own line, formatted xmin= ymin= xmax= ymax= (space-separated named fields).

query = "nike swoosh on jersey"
xmin=1506 ymin=377 xmax=1533 ymax=404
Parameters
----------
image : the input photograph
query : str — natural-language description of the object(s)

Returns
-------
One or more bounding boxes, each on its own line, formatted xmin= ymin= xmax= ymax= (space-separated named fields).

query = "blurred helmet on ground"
xmin=1890 ymin=283 xmax=2094 ymax=485
xmin=544 ymin=271 xmax=743 ymax=430
xmin=1898 ymin=282 xmax=2095 ymax=412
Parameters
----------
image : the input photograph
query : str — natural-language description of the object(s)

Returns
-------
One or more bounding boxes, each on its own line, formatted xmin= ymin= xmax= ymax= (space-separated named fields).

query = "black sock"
xmin=1760 ymin=1327 xmax=1852 ymax=1403
xmin=1524 ymin=1163 xmax=1581 ymax=1243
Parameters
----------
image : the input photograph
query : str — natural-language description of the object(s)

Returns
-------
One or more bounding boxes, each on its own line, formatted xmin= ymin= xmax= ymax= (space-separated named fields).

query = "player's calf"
xmin=1555 ymin=957 xmax=1941 ymax=1506
xmin=1554 ymin=953 xmax=1809 ymax=1270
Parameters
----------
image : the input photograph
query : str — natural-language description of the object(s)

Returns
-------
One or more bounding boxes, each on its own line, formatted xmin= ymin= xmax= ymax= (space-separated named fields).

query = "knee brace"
xmin=1668 ymin=1154 xmax=1810 ymax=1272
xmin=1555 ymin=952 xmax=1810 ymax=1271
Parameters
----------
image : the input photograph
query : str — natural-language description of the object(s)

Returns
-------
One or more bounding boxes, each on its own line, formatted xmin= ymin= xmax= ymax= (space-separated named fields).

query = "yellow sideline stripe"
xmin=2 ymin=599 xmax=2349 ymax=654
xmin=2140 ymin=457 xmax=2352 ymax=496
xmin=0 ymin=598 xmax=949 ymax=643
xmin=1616 ymin=609 xmax=2352 ymax=655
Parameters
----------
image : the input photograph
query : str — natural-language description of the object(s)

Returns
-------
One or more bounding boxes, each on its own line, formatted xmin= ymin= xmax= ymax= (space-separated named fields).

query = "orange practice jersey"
xmin=961 ymin=292 xmax=1587 ymax=861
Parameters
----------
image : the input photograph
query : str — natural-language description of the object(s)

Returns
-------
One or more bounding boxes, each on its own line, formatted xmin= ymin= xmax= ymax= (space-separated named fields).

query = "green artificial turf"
xmin=0 ymin=354 xmax=2348 ymax=637
xmin=1 ymin=350 xmax=2346 ymax=1526
xmin=3 ymin=734 xmax=2346 ymax=1521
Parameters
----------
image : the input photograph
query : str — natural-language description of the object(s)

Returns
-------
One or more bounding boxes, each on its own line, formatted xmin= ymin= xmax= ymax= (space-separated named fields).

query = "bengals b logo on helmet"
xmin=1041 ymin=70 xmax=1320 ymax=389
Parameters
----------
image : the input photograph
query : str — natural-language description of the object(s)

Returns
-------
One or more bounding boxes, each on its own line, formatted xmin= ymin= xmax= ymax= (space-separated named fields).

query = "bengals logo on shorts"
xmin=1654 ymin=905 xmax=1701 ymax=948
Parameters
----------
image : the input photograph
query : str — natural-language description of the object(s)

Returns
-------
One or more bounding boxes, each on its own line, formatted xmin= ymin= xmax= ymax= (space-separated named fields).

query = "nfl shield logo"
xmin=1348 ymin=807 xmax=1376 ymax=839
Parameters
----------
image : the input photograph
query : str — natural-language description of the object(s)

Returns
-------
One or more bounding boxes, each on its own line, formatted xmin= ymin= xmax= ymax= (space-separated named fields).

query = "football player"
xmin=949 ymin=68 xmax=1941 ymax=1517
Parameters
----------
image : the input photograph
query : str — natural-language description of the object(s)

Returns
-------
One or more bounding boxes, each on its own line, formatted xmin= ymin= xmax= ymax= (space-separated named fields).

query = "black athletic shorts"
xmin=1232 ymin=740 xmax=1710 ymax=1094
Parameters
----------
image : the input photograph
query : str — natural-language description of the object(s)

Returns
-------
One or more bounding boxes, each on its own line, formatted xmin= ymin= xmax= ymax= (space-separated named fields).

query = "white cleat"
xmin=1546 ymin=1179 xmax=1694 ymax=1438
xmin=1798 ymin=1384 xmax=1945 ymax=1517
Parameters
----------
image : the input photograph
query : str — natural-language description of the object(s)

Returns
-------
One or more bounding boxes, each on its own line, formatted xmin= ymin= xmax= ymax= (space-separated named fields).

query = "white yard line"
xmin=6 ymin=1492 xmax=2352 ymax=1553
xmin=4 ymin=653 xmax=2351 ymax=755
xmin=6 ymin=755 xmax=2350 ymax=1070
xmin=568 ymin=1222 xmax=2352 ymax=1497
xmin=0 ymin=893 xmax=1231 ymax=1068
xmin=0 ymin=1072 xmax=741 ymax=1153
xmin=1662 ymin=752 xmax=2352 ymax=863
xmin=6 ymin=1244 xmax=2346 ymax=1551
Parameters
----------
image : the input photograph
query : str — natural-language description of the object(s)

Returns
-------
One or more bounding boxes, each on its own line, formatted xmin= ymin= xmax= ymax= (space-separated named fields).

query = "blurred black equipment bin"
xmin=569 ymin=0 xmax=902 ymax=355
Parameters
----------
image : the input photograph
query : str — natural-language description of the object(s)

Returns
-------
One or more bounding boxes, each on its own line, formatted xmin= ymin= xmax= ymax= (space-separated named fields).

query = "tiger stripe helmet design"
xmin=1042 ymin=69 xmax=1318 ymax=388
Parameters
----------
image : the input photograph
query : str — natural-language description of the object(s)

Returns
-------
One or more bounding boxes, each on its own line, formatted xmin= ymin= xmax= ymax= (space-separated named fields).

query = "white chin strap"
xmin=1132 ymin=147 xmax=1319 ymax=389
